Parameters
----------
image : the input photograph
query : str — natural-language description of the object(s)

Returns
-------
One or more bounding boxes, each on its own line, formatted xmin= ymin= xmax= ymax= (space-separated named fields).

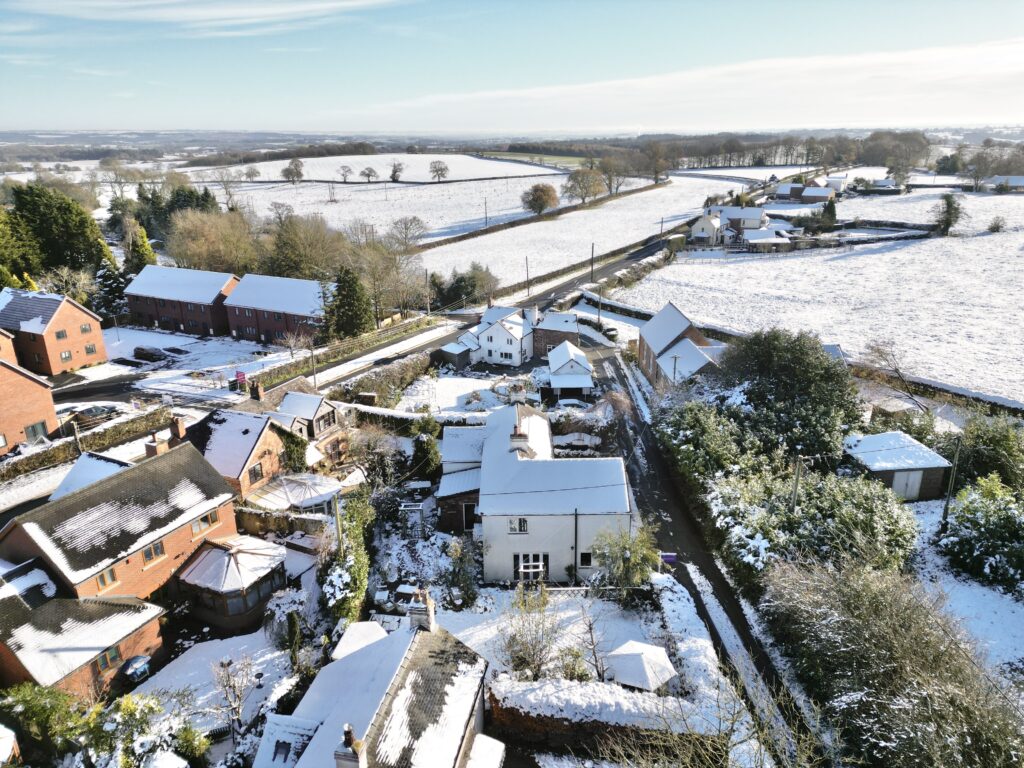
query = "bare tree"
xmin=211 ymin=655 xmax=258 ymax=745
xmin=211 ymin=167 xmax=244 ymax=207
xmin=561 ymin=168 xmax=607 ymax=204
xmin=499 ymin=583 xmax=559 ymax=680
xmin=599 ymin=155 xmax=629 ymax=194
xmin=103 ymin=158 xmax=140 ymax=199
xmin=389 ymin=159 xmax=405 ymax=182
xmin=40 ymin=266 xmax=95 ymax=304
xmin=281 ymin=158 xmax=304 ymax=185
xmin=576 ymin=600 xmax=608 ymax=681
xmin=385 ymin=216 xmax=428 ymax=253
xmin=279 ymin=328 xmax=312 ymax=358
xmin=359 ymin=166 xmax=379 ymax=183
xmin=244 ymin=165 xmax=261 ymax=182
xmin=429 ymin=160 xmax=449 ymax=182
xmin=864 ymin=339 xmax=930 ymax=413
xmin=337 ymin=164 xmax=353 ymax=182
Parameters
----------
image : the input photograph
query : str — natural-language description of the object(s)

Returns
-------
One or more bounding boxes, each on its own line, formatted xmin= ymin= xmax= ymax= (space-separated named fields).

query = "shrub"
xmin=939 ymin=473 xmax=1024 ymax=594
xmin=988 ymin=215 xmax=1006 ymax=233
xmin=656 ymin=400 xmax=754 ymax=494
xmin=321 ymin=491 xmax=374 ymax=625
xmin=330 ymin=352 xmax=432 ymax=408
xmin=443 ymin=536 xmax=479 ymax=609
xmin=762 ymin=561 xmax=1024 ymax=767
xmin=947 ymin=414 xmax=1024 ymax=493
xmin=410 ymin=433 xmax=441 ymax=481
xmin=592 ymin=525 xmax=661 ymax=606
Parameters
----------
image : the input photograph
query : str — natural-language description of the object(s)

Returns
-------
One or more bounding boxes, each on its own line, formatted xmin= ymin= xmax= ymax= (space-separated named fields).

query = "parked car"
xmin=76 ymin=404 xmax=119 ymax=421
xmin=134 ymin=346 xmax=170 ymax=362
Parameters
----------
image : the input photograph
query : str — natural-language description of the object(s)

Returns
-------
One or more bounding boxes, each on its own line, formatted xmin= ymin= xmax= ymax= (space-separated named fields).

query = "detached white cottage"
xmin=437 ymin=404 xmax=634 ymax=582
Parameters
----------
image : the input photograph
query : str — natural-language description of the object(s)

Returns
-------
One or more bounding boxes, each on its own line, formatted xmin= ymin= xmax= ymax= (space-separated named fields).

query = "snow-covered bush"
xmin=762 ymin=560 xmax=1024 ymax=767
xmin=709 ymin=470 xmax=917 ymax=592
xmin=939 ymin=473 xmax=1024 ymax=595
xmin=320 ymin=492 xmax=372 ymax=624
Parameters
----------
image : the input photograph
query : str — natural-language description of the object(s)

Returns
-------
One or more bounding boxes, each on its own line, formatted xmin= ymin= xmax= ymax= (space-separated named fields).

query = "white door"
xmin=892 ymin=470 xmax=923 ymax=501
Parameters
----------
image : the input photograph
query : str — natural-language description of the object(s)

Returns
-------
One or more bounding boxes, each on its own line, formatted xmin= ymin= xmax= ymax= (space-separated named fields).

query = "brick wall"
xmin=127 ymin=288 xmax=235 ymax=336
xmin=533 ymin=328 xmax=579 ymax=357
xmin=56 ymin=616 xmax=164 ymax=698
xmin=12 ymin=300 xmax=107 ymax=376
xmin=0 ymin=364 xmax=58 ymax=456
xmin=227 ymin=307 xmax=319 ymax=343
xmin=72 ymin=500 xmax=237 ymax=599
xmin=237 ymin=428 xmax=286 ymax=498
xmin=437 ymin=491 xmax=479 ymax=534
xmin=0 ymin=333 xmax=16 ymax=365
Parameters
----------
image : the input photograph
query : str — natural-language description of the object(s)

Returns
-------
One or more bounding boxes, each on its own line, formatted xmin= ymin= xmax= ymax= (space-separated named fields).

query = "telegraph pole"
xmin=671 ymin=354 xmax=680 ymax=384
xmin=484 ymin=198 xmax=488 ymax=227
xmin=590 ymin=242 xmax=595 ymax=281
xmin=525 ymin=256 xmax=530 ymax=297
xmin=424 ymin=268 xmax=431 ymax=316
xmin=939 ymin=436 xmax=963 ymax=535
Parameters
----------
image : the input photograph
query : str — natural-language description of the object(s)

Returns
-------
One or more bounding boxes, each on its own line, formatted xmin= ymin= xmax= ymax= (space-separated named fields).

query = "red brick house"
xmin=637 ymin=302 xmax=719 ymax=389
xmin=0 ymin=443 xmax=237 ymax=695
xmin=0 ymin=329 xmax=16 ymax=365
xmin=124 ymin=265 xmax=239 ymax=336
xmin=0 ymin=359 xmax=58 ymax=456
xmin=0 ymin=288 xmax=107 ymax=376
xmin=224 ymin=274 xmax=327 ymax=343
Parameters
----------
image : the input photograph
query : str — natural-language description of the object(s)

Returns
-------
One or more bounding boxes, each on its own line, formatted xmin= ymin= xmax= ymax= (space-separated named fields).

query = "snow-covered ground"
xmin=422 ymin=176 xmax=738 ymax=285
xmin=186 ymin=153 xmax=563 ymax=183
xmin=571 ymin=302 xmax=644 ymax=345
xmin=911 ymin=500 xmax=1024 ymax=671
xmin=613 ymin=230 xmax=1024 ymax=407
xmin=394 ymin=371 xmax=508 ymax=415
xmin=135 ymin=630 xmax=293 ymax=734
xmin=679 ymin=165 xmax=815 ymax=182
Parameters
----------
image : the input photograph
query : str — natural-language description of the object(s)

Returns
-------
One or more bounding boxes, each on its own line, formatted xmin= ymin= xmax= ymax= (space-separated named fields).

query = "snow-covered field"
xmin=771 ymin=187 xmax=1024 ymax=234
xmin=395 ymin=371 xmax=508 ymax=415
xmin=911 ymin=501 xmax=1024 ymax=671
xmin=186 ymin=153 xmax=561 ymax=183
xmin=422 ymin=176 xmax=738 ymax=284
xmin=221 ymin=176 xmax=647 ymax=243
xmin=679 ymin=165 xmax=815 ymax=182
xmin=613 ymin=230 xmax=1024 ymax=406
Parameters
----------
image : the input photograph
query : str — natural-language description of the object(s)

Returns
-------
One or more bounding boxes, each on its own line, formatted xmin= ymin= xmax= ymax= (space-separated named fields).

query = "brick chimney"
xmin=250 ymin=381 xmax=265 ymax=401
xmin=408 ymin=587 xmax=436 ymax=633
xmin=334 ymin=723 xmax=367 ymax=768
xmin=170 ymin=416 xmax=188 ymax=441
xmin=144 ymin=431 xmax=168 ymax=458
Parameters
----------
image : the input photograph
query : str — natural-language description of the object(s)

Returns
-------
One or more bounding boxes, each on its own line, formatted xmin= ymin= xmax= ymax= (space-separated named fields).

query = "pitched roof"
xmin=124 ymin=265 xmax=237 ymax=304
xmin=50 ymin=452 xmax=132 ymax=501
xmin=708 ymin=206 xmax=765 ymax=221
xmin=479 ymin=306 xmax=519 ymax=326
xmin=331 ymin=620 xmax=388 ymax=661
xmin=656 ymin=338 xmax=716 ymax=384
xmin=639 ymin=302 xmax=694 ymax=358
xmin=440 ymin=427 xmax=487 ymax=465
xmin=548 ymin=340 xmax=592 ymax=375
xmin=9 ymin=443 xmax=234 ymax=585
xmin=178 ymin=535 xmax=285 ymax=593
xmin=437 ymin=467 xmax=482 ymax=498
xmin=0 ymin=288 xmax=98 ymax=334
xmin=0 ymin=559 xmax=163 ymax=686
xmin=535 ymin=312 xmax=578 ymax=333
xmin=224 ymin=274 xmax=327 ymax=317
xmin=184 ymin=409 xmax=274 ymax=479
xmin=844 ymin=431 xmax=951 ymax=472
xmin=278 ymin=392 xmax=325 ymax=421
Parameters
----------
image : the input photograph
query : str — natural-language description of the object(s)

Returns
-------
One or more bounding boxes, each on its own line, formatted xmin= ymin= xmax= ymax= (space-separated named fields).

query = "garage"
xmin=843 ymin=430 xmax=952 ymax=502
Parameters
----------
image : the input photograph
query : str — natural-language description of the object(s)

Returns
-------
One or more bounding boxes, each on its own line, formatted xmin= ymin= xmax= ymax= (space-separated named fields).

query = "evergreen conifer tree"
xmin=122 ymin=218 xmax=157 ymax=274
xmin=94 ymin=262 xmax=128 ymax=318
xmin=326 ymin=266 xmax=374 ymax=339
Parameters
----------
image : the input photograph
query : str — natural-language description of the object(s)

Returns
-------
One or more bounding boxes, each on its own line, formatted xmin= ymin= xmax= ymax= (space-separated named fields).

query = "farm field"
xmin=678 ymin=164 xmax=815 ymax=181
xmin=478 ymin=151 xmax=588 ymax=169
xmin=218 ymin=174 xmax=641 ymax=242
xmin=613 ymin=229 xmax=1024 ymax=406
xmin=185 ymin=152 xmax=562 ymax=183
xmin=421 ymin=175 xmax=738 ymax=284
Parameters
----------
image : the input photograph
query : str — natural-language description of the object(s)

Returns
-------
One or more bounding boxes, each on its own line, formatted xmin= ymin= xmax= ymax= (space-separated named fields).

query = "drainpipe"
xmin=573 ymin=507 xmax=579 ymax=586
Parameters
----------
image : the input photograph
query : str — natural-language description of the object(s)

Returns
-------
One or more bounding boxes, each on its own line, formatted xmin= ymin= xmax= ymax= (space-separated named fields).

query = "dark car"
xmin=134 ymin=345 xmax=170 ymax=362
xmin=76 ymin=404 xmax=119 ymax=421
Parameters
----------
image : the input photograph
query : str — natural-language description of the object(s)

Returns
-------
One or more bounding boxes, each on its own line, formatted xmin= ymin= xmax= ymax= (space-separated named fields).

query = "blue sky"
xmin=1 ymin=0 xmax=1023 ymax=134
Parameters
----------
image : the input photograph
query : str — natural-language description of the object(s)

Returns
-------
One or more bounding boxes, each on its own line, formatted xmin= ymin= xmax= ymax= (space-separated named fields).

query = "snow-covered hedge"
xmin=939 ymin=473 xmax=1024 ymax=596
xmin=330 ymin=352 xmax=433 ymax=408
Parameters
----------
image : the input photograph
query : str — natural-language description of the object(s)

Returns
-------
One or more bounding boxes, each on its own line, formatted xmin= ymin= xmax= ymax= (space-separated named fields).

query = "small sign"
xmin=660 ymin=552 xmax=678 ymax=565
xmin=235 ymin=370 xmax=246 ymax=385
xmin=130 ymin=399 xmax=141 ymax=411
xmin=161 ymin=394 xmax=173 ymax=406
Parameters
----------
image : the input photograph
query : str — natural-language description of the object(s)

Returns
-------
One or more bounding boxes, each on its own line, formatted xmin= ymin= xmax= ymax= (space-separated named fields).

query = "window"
xmin=94 ymin=644 xmax=121 ymax=673
xmin=263 ymin=311 xmax=269 ymax=319
xmin=245 ymin=309 xmax=254 ymax=317
xmin=507 ymin=338 xmax=513 ymax=345
xmin=316 ymin=410 xmax=336 ymax=433
xmin=80 ymin=323 xmax=92 ymax=334
xmin=513 ymin=553 xmax=548 ymax=581
xmin=487 ymin=349 xmax=492 ymax=357
xmin=55 ymin=329 xmax=67 ymax=340
xmin=487 ymin=336 xmax=493 ymax=342
xmin=33 ymin=353 xmax=41 ymax=363
xmin=234 ymin=308 xmax=240 ymax=316
xmin=142 ymin=541 xmax=165 ymax=563
xmin=191 ymin=509 xmax=220 ymax=535
xmin=85 ymin=344 xmax=97 ymax=355
xmin=24 ymin=421 xmax=47 ymax=440
xmin=500 ymin=352 xmax=512 ymax=360
xmin=508 ymin=517 xmax=528 ymax=534
xmin=275 ymin=330 xmax=285 ymax=339
xmin=186 ymin=303 xmax=195 ymax=311
xmin=96 ymin=566 xmax=117 ymax=591
xmin=59 ymin=350 xmax=72 ymax=362
xmin=274 ymin=312 xmax=283 ymax=321
xmin=187 ymin=320 xmax=198 ymax=329
xmin=158 ymin=299 xmax=166 ymax=307
xmin=579 ymin=552 xmax=593 ymax=568
xmin=248 ymin=463 xmax=264 ymax=485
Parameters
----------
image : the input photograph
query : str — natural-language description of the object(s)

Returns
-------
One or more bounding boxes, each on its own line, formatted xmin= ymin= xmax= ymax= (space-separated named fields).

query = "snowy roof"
xmin=224 ymin=274 xmax=327 ymax=317
xmin=477 ymin=405 xmax=630 ymax=517
xmin=183 ymin=409 xmax=277 ymax=479
xmin=535 ymin=311 xmax=578 ymax=333
xmin=440 ymin=427 xmax=487 ymax=465
xmin=708 ymin=206 xmax=765 ymax=221
xmin=437 ymin=468 xmax=482 ymax=498
xmin=278 ymin=392 xmax=325 ymax=421
xmin=774 ymin=182 xmax=803 ymax=194
xmin=0 ymin=288 xmax=97 ymax=334
xmin=495 ymin=313 xmax=529 ymax=340
xmin=124 ymin=265 xmax=237 ymax=304
xmin=844 ymin=431 xmax=951 ymax=472
xmin=655 ymin=338 xmax=717 ymax=384
xmin=252 ymin=714 xmax=319 ymax=768
xmin=247 ymin=474 xmax=342 ymax=512
xmin=480 ymin=306 xmax=519 ymax=326
xmin=742 ymin=229 xmax=788 ymax=243
xmin=50 ymin=452 xmax=132 ymax=501
xmin=466 ymin=735 xmax=505 ymax=768
xmin=0 ymin=559 xmax=163 ymax=686
xmin=331 ymin=620 xmax=388 ymax=661
xmin=0 ymin=725 xmax=14 ymax=765
xmin=12 ymin=443 xmax=234 ymax=585
xmin=141 ymin=752 xmax=190 ymax=768
xmin=548 ymin=341 xmax=592 ymax=375
xmin=639 ymin=302 xmax=694 ymax=357
xmin=178 ymin=535 xmax=286 ymax=593
xmin=822 ymin=343 xmax=849 ymax=364
xmin=801 ymin=187 xmax=834 ymax=199
xmin=607 ymin=640 xmax=678 ymax=691
xmin=440 ymin=341 xmax=470 ymax=356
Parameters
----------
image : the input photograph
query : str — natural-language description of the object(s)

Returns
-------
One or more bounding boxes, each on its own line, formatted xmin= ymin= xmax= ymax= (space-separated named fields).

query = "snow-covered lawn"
xmin=571 ymin=302 xmax=644 ymax=345
xmin=394 ymin=371 xmax=507 ymax=415
xmin=911 ymin=501 xmax=1024 ymax=672
xmin=135 ymin=630 xmax=293 ymax=734
xmin=186 ymin=153 xmax=562 ymax=184
xmin=422 ymin=176 xmax=738 ymax=285
xmin=612 ymin=231 xmax=1024 ymax=407
xmin=678 ymin=164 xmax=815 ymax=182
xmin=216 ymin=176 xmax=648 ymax=244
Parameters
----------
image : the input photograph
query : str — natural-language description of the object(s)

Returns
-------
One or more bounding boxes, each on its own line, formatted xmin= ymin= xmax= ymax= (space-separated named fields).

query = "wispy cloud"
xmin=72 ymin=66 xmax=122 ymax=77
xmin=4 ymin=0 xmax=403 ymax=37
xmin=0 ymin=52 xmax=53 ymax=66
xmin=264 ymin=46 xmax=324 ymax=53
xmin=331 ymin=37 xmax=1024 ymax=133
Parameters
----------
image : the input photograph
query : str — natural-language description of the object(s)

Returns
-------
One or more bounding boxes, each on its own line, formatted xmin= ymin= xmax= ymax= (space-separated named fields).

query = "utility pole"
xmin=525 ymin=255 xmax=530 ymax=297
xmin=309 ymin=340 xmax=319 ymax=389
xmin=790 ymin=455 xmax=803 ymax=514
xmin=590 ymin=242 xmax=595 ymax=281
xmin=71 ymin=421 xmax=83 ymax=455
xmin=424 ymin=268 xmax=431 ymax=316
xmin=939 ymin=436 xmax=963 ymax=535
xmin=573 ymin=508 xmax=579 ymax=586
xmin=484 ymin=197 xmax=488 ymax=227
xmin=671 ymin=354 xmax=680 ymax=384
xmin=660 ymin=216 xmax=664 ymax=235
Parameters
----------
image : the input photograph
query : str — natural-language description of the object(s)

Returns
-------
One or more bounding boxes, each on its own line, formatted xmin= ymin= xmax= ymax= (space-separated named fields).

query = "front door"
xmin=892 ymin=470 xmax=923 ymax=501
xmin=462 ymin=502 xmax=477 ymax=531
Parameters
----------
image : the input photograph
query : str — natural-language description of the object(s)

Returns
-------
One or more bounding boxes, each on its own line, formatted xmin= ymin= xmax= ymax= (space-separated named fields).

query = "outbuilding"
xmin=844 ymin=431 xmax=951 ymax=501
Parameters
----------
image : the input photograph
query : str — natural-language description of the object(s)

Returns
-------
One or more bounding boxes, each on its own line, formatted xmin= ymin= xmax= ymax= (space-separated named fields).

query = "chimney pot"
xmin=343 ymin=724 xmax=354 ymax=748
xmin=170 ymin=416 xmax=187 ymax=441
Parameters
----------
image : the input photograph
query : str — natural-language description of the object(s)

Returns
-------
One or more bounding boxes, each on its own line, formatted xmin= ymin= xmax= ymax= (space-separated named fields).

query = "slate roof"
xmin=0 ymin=558 xmax=163 ymax=685
xmin=9 ymin=443 xmax=234 ymax=586
xmin=124 ymin=265 xmax=238 ymax=304
xmin=183 ymin=409 xmax=275 ymax=479
xmin=655 ymin=338 xmax=717 ymax=384
xmin=224 ymin=274 xmax=327 ymax=317
xmin=639 ymin=302 xmax=694 ymax=357
xmin=535 ymin=311 xmax=578 ymax=333
xmin=278 ymin=392 xmax=325 ymax=421
xmin=0 ymin=288 xmax=98 ymax=334
xmin=844 ymin=431 xmax=952 ymax=472
xmin=50 ymin=452 xmax=132 ymax=500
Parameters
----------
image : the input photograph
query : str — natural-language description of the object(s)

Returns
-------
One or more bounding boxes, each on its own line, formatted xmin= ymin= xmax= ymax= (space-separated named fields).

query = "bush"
xmin=762 ymin=561 xmax=1024 ymax=767
xmin=410 ymin=433 xmax=441 ymax=481
xmin=330 ymin=352 xmax=432 ymax=408
xmin=947 ymin=414 xmax=1024 ymax=493
xmin=988 ymin=215 xmax=1006 ymax=233
xmin=321 ymin=491 xmax=374 ymax=625
xmin=592 ymin=526 xmax=661 ymax=606
xmin=939 ymin=473 xmax=1024 ymax=594
xmin=709 ymin=470 xmax=917 ymax=592
xmin=656 ymin=400 xmax=755 ymax=494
